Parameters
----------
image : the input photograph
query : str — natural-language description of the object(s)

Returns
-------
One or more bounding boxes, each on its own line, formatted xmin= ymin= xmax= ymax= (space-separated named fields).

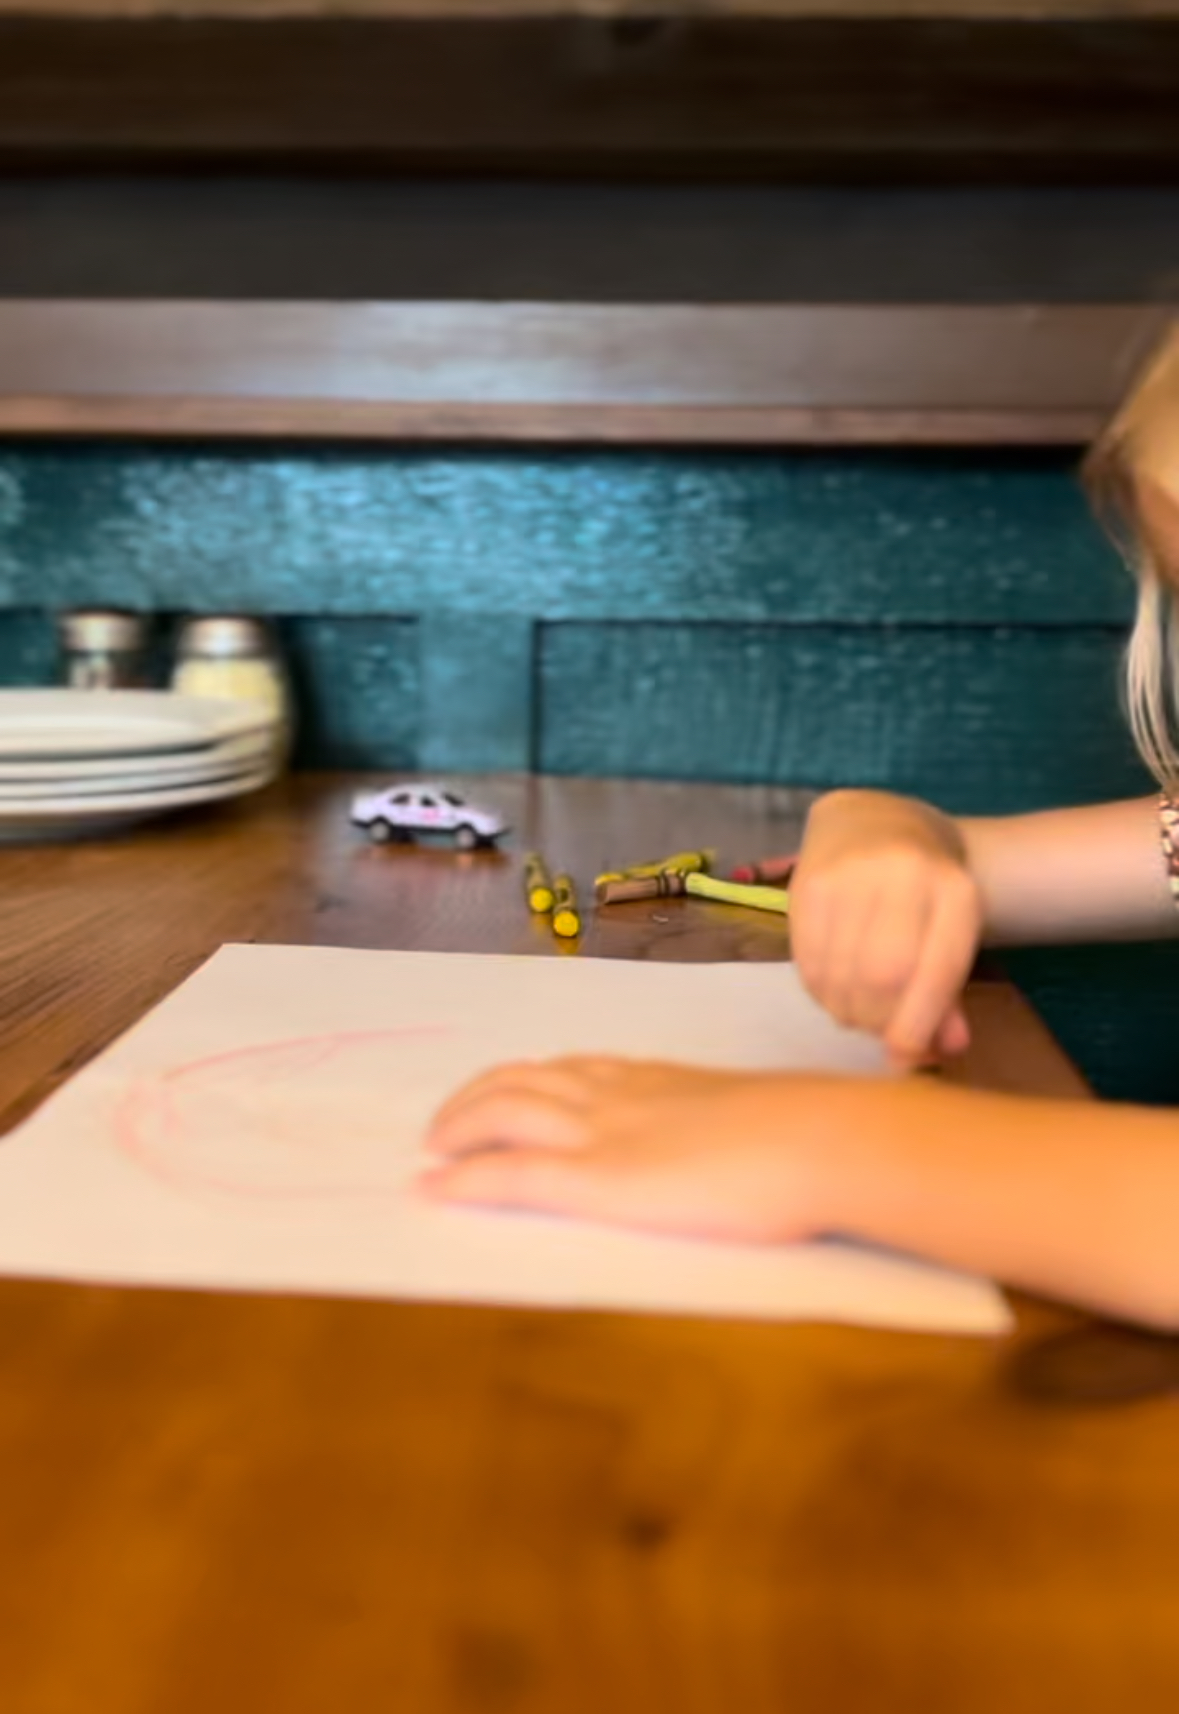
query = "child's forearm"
xmin=960 ymin=797 xmax=1177 ymax=945
xmin=806 ymin=1077 xmax=1179 ymax=1329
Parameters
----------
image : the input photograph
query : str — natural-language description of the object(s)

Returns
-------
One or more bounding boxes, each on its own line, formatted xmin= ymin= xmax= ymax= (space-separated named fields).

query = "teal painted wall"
xmin=0 ymin=444 xmax=1147 ymax=798
xmin=0 ymin=441 xmax=1173 ymax=1103
xmin=0 ymin=446 xmax=1132 ymax=627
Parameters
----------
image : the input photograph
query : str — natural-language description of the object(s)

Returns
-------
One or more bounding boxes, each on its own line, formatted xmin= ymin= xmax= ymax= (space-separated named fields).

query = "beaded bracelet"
xmin=1160 ymin=794 xmax=1179 ymax=908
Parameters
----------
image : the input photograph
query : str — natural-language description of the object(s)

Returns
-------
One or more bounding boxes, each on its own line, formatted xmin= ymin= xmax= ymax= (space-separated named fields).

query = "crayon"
xmin=595 ymin=848 xmax=714 ymax=887
xmin=729 ymin=854 xmax=797 ymax=887
xmin=595 ymin=870 xmax=789 ymax=916
xmin=552 ymin=873 xmax=582 ymax=938
xmin=523 ymin=852 xmax=555 ymax=914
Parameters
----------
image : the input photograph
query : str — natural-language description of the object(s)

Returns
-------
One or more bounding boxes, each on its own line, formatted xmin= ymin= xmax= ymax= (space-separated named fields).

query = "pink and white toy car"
xmin=351 ymin=782 xmax=508 ymax=850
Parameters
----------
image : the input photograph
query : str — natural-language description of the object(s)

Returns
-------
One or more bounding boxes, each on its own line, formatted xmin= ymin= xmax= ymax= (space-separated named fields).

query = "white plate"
xmin=0 ymin=730 xmax=279 ymax=789
xmin=0 ymin=690 xmax=274 ymax=761
xmin=0 ymin=765 xmax=277 ymax=841
xmin=0 ymin=760 xmax=270 ymax=801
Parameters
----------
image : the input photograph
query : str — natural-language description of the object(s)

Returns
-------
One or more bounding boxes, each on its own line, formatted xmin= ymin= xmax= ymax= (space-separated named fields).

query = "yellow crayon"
xmin=687 ymin=872 xmax=789 ymax=915
xmin=552 ymin=873 xmax=582 ymax=938
xmin=523 ymin=852 xmax=555 ymax=914
xmin=595 ymin=848 xmax=715 ymax=887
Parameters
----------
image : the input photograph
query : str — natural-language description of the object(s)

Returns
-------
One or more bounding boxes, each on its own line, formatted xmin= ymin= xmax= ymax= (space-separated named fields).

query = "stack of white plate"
xmin=0 ymin=690 xmax=281 ymax=840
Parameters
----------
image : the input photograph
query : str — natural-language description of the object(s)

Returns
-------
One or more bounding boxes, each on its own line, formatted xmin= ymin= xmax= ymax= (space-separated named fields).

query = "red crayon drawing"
xmin=115 ymin=1029 xmax=450 ymax=1203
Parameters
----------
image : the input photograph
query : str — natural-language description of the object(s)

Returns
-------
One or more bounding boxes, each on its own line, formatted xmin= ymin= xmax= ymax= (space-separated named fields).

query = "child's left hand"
xmin=422 ymin=1057 xmax=839 ymax=1243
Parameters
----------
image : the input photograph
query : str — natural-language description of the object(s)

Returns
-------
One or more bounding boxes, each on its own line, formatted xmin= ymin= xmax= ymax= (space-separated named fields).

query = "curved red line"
xmin=113 ymin=1027 xmax=452 ymax=1203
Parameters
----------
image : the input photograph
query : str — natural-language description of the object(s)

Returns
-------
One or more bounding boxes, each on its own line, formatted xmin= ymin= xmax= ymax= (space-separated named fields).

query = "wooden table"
xmin=0 ymin=774 xmax=1173 ymax=1714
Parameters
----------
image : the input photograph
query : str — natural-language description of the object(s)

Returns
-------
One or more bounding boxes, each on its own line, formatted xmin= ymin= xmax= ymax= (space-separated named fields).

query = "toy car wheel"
xmin=454 ymin=823 xmax=480 ymax=851
xmin=368 ymin=818 xmax=395 ymax=844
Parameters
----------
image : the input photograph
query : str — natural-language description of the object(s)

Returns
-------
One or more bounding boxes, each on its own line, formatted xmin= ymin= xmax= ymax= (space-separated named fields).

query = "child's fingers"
xmin=885 ymin=1004 xmax=969 ymax=1070
xmin=792 ymin=876 xmax=873 ymax=1022
xmin=426 ymin=1089 xmax=587 ymax=1159
xmin=833 ymin=887 xmax=936 ymax=1034
xmin=545 ymin=1055 xmax=628 ymax=1078
xmin=424 ymin=1128 xmax=812 ymax=1244
xmin=818 ymin=890 xmax=882 ymax=1028
xmin=935 ymin=1006 xmax=971 ymax=1059
xmin=885 ymin=890 xmax=979 ymax=1063
xmin=431 ymin=1059 xmax=542 ymax=1124
xmin=421 ymin=1145 xmax=599 ymax=1217
xmin=431 ymin=1060 xmax=591 ymax=1131
xmin=786 ymin=869 xmax=832 ymax=1001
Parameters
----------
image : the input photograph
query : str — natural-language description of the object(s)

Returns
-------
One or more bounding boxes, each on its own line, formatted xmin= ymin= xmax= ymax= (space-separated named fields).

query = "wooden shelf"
xmin=5 ymin=2 xmax=1179 ymax=18
xmin=0 ymin=301 xmax=1164 ymax=445
xmin=3 ymin=2 xmax=1179 ymax=179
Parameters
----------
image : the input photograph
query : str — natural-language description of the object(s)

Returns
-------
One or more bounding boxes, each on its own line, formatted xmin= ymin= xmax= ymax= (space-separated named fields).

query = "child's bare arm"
xmin=425 ymin=1061 xmax=1179 ymax=1331
xmin=963 ymin=795 xmax=1177 ymax=944
xmin=825 ymin=1077 xmax=1178 ymax=1331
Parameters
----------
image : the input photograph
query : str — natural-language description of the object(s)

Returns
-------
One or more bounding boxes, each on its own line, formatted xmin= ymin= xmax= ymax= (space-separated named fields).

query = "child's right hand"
xmin=790 ymin=791 xmax=985 ymax=1066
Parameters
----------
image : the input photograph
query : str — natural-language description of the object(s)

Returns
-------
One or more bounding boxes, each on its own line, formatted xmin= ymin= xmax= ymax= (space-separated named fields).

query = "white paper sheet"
xmin=0 ymin=945 xmax=1010 ymax=1334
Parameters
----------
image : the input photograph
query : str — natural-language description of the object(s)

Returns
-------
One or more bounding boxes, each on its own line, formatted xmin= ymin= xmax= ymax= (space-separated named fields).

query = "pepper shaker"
xmin=57 ymin=609 xmax=151 ymax=690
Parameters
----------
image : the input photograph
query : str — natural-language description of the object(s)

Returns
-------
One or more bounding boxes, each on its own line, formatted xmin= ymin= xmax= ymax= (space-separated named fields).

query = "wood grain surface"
xmin=0 ymin=773 xmax=1172 ymax=1714
xmin=7 ymin=2 xmax=1179 ymax=18
xmin=4 ymin=5 xmax=1179 ymax=181
xmin=0 ymin=301 xmax=1163 ymax=445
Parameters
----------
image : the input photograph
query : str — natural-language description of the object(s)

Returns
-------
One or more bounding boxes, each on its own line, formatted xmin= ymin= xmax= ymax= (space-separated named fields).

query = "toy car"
xmin=350 ymin=783 xmax=508 ymax=850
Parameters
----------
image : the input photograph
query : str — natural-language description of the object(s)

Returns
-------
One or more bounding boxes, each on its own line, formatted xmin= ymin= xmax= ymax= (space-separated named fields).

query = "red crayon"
xmin=729 ymin=854 xmax=797 ymax=887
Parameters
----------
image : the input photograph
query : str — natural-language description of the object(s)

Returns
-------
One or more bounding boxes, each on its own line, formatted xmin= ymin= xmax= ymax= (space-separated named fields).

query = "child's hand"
xmin=422 ymin=1057 xmax=832 ymax=1242
xmin=791 ymin=791 xmax=984 ymax=1067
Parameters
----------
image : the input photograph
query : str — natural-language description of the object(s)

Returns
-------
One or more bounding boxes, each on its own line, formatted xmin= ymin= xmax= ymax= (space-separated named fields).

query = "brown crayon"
xmin=595 ymin=872 xmax=686 ymax=905
xmin=596 ymin=871 xmax=789 ymax=916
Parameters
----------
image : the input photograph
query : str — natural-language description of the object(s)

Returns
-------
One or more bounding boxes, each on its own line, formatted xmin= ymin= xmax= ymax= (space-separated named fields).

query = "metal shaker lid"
xmin=57 ymin=609 xmax=148 ymax=652
xmin=176 ymin=616 xmax=275 ymax=660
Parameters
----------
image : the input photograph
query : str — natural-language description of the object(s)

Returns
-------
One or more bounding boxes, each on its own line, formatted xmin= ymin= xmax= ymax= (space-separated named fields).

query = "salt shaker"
xmin=57 ymin=609 xmax=151 ymax=690
xmin=171 ymin=616 xmax=293 ymax=755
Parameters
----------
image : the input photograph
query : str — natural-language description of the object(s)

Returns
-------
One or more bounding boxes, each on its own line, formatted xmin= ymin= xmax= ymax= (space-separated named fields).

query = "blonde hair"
xmin=1084 ymin=325 xmax=1179 ymax=792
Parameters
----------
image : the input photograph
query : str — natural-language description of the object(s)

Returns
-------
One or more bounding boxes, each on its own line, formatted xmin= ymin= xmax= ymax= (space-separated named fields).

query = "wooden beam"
xmin=5 ymin=2 xmax=1179 ymax=20
xmin=0 ymin=302 xmax=1165 ymax=445
xmin=2 ymin=7 xmax=1179 ymax=180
